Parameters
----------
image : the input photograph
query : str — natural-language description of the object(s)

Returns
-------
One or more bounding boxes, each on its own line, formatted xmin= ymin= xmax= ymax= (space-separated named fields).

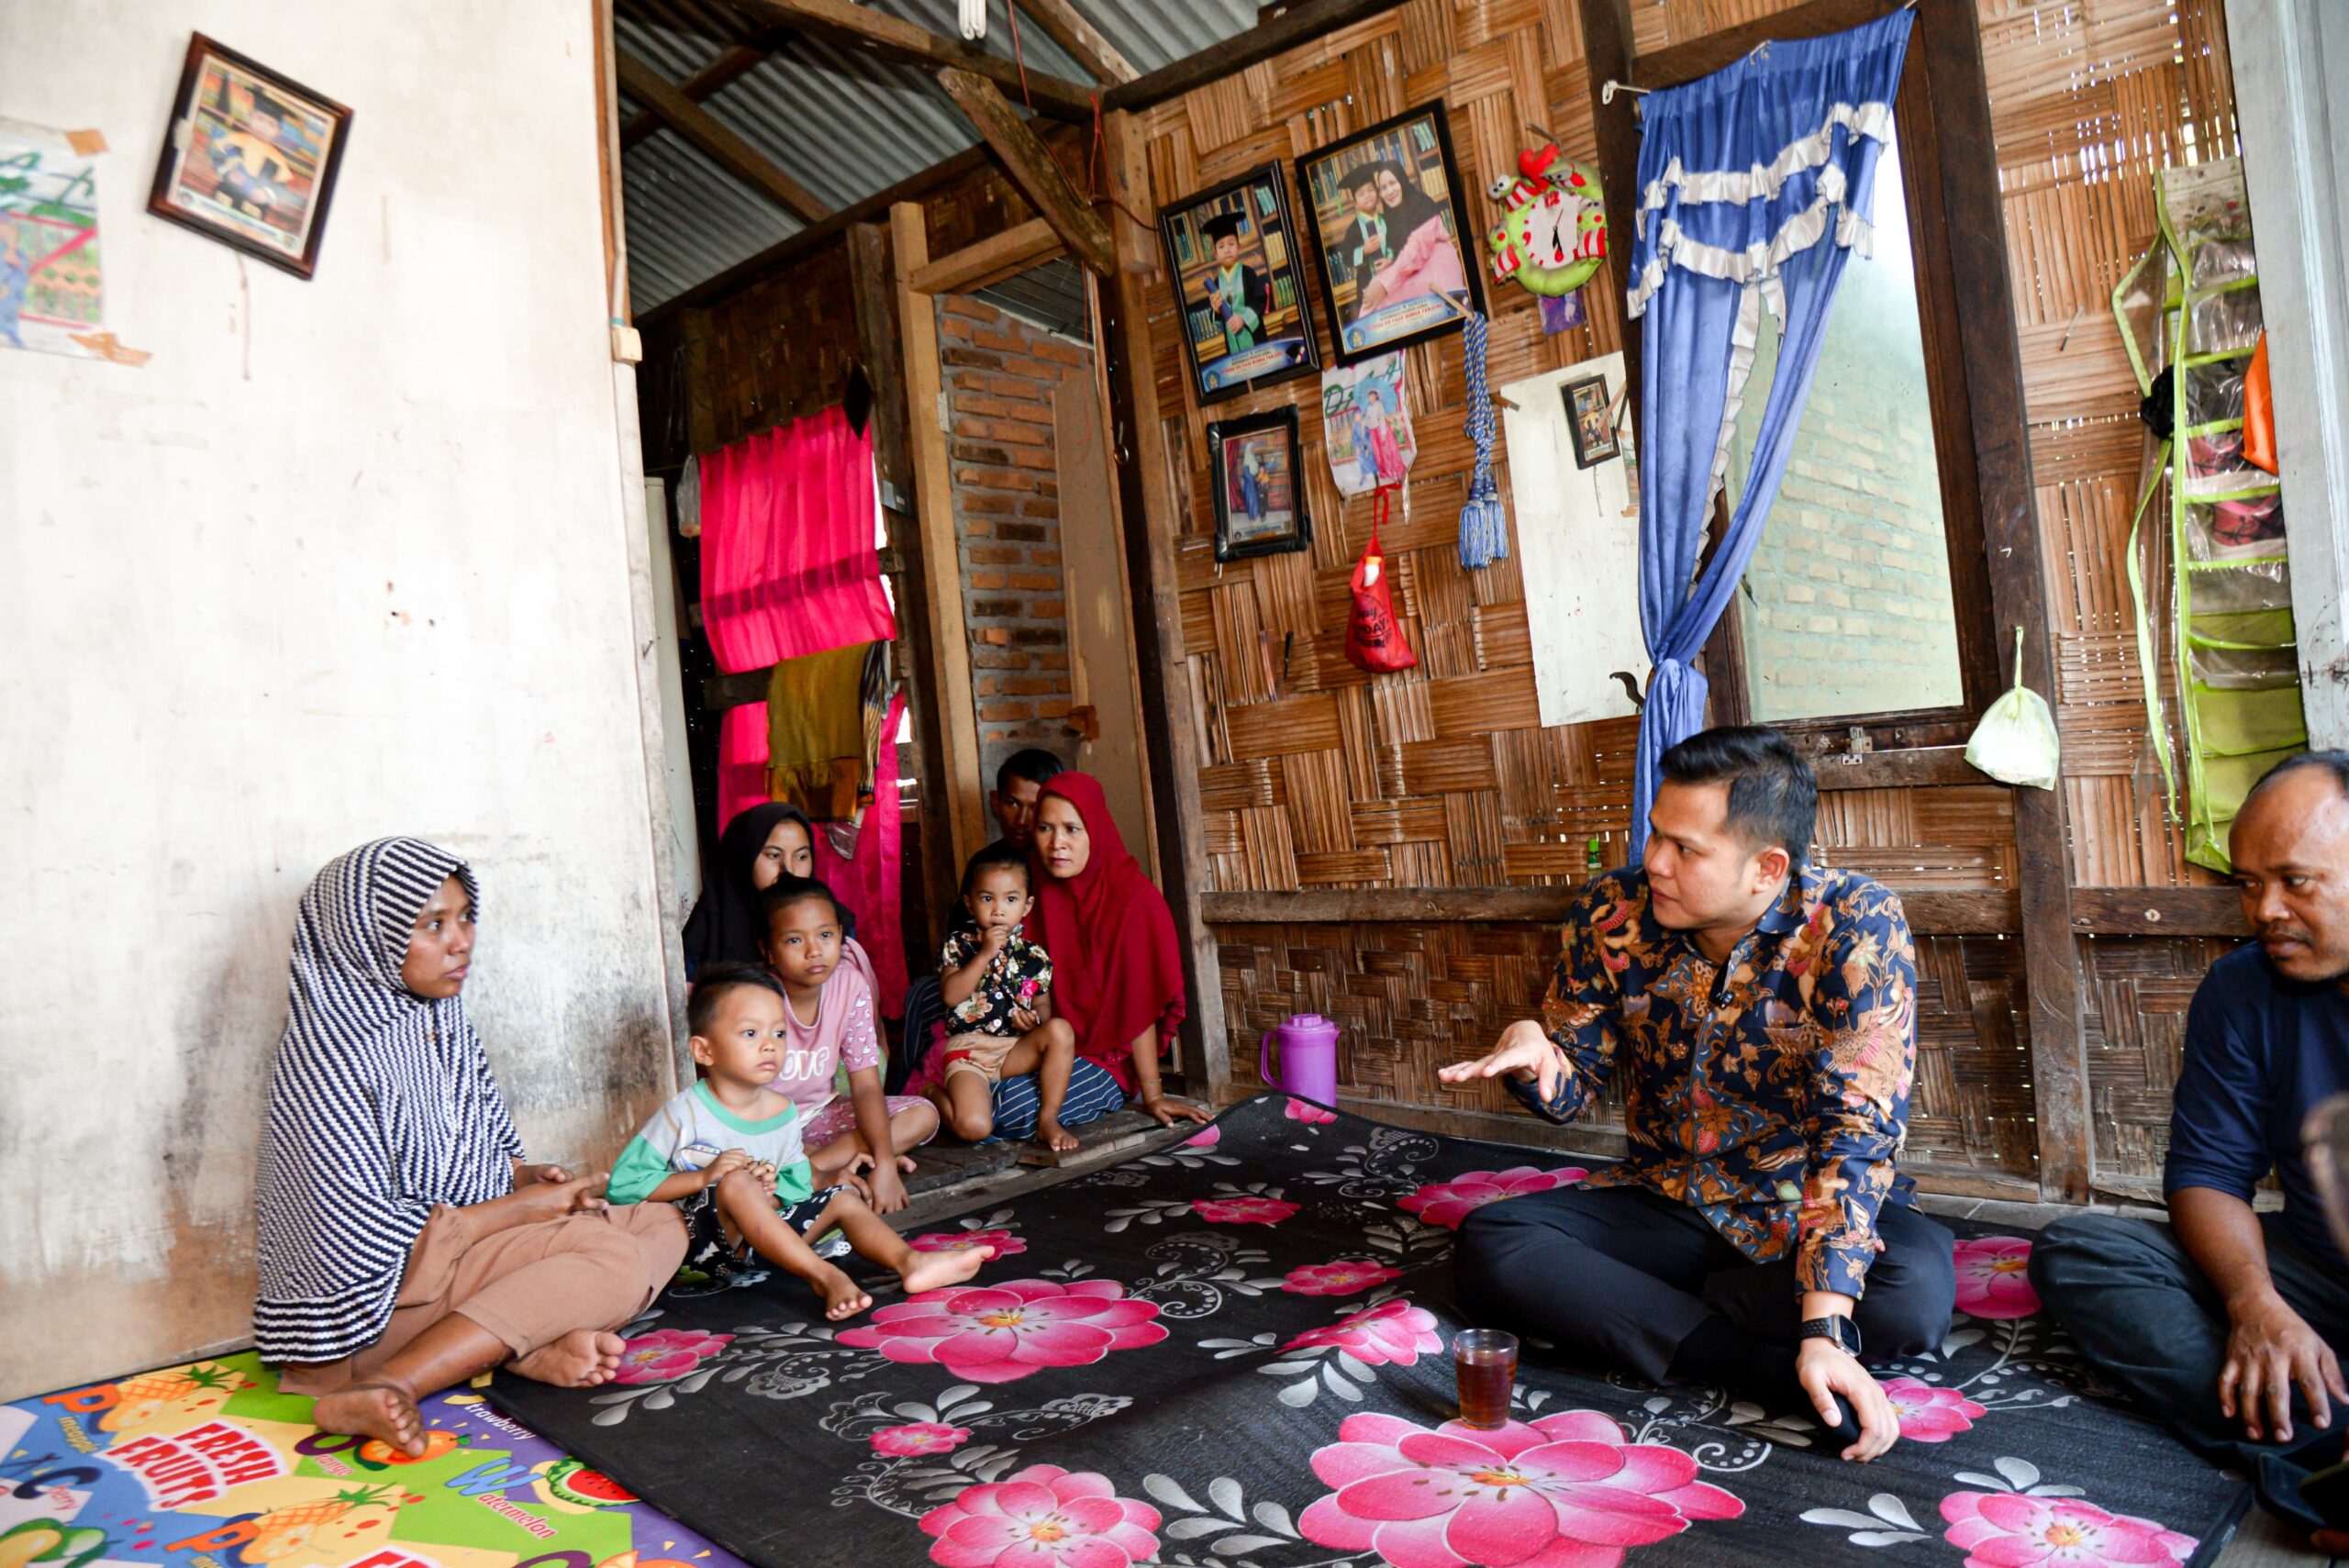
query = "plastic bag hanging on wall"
xmin=1345 ymin=496 xmax=1418 ymax=673
xmin=1965 ymin=627 xmax=2060 ymax=790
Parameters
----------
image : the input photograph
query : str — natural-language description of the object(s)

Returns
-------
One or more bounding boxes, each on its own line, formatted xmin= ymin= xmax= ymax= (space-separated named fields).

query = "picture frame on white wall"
xmin=148 ymin=33 xmax=352 ymax=280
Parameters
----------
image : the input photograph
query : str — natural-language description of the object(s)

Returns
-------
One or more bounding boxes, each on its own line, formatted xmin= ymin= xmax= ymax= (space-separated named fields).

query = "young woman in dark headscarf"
xmin=1024 ymin=773 xmax=1210 ymax=1129
xmin=255 ymin=838 xmax=685 ymax=1456
xmin=681 ymin=802 xmax=823 ymax=975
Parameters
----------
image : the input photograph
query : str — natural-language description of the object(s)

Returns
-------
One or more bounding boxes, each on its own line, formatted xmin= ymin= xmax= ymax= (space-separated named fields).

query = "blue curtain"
xmin=1627 ymin=10 xmax=1913 ymax=860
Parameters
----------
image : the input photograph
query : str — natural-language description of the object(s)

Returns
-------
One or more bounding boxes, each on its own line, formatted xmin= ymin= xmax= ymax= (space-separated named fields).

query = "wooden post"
xmin=1912 ymin=0 xmax=2089 ymax=1202
xmin=1011 ymin=0 xmax=1137 ymax=83
xmin=1094 ymin=106 xmax=1228 ymax=1095
xmin=889 ymin=201 xmax=991 ymax=875
xmin=849 ymin=219 xmax=959 ymax=957
xmin=935 ymin=68 xmax=1117 ymax=278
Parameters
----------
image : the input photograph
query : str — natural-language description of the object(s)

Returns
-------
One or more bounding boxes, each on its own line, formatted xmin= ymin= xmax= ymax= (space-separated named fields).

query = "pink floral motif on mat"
xmin=612 ymin=1329 xmax=734 ymax=1385
xmin=872 ymin=1422 xmax=973 ymax=1457
xmin=838 ymin=1280 xmax=1167 ymax=1385
xmin=919 ymin=1463 xmax=1161 ymax=1568
xmin=1882 ymin=1378 xmax=1987 ymax=1443
xmin=1941 ymin=1491 xmax=2195 ymax=1568
xmin=1953 ymin=1237 xmax=2042 ymax=1320
xmin=1300 ymin=1409 xmax=1743 ymax=1568
xmin=1284 ymin=1299 xmax=1442 ymax=1366
xmin=1398 ymin=1166 xmax=1589 ymax=1230
xmin=1282 ymin=1261 xmax=1406 ymax=1297
xmin=1192 ymin=1195 xmax=1299 ymax=1226
xmin=909 ymin=1229 xmax=1027 ymax=1259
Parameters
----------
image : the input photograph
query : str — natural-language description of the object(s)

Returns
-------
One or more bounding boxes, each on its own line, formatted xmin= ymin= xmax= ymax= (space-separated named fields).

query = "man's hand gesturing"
xmin=1437 ymin=1020 xmax=1565 ymax=1103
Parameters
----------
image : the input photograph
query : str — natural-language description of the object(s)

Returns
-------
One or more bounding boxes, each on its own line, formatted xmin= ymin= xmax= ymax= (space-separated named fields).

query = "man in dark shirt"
xmin=1443 ymin=727 xmax=1954 ymax=1463
xmin=2032 ymin=752 xmax=2349 ymax=1542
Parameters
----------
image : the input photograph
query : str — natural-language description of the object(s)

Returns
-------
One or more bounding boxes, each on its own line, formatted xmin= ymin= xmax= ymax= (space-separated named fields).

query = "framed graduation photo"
xmin=1208 ymin=406 xmax=1309 ymax=562
xmin=1159 ymin=164 xmax=1319 ymax=406
xmin=1297 ymin=104 xmax=1485 ymax=364
xmin=148 ymin=33 xmax=351 ymax=279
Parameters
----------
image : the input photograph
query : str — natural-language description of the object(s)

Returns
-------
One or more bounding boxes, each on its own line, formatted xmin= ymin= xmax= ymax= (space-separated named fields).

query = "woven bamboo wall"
xmin=1129 ymin=0 xmax=2243 ymax=1185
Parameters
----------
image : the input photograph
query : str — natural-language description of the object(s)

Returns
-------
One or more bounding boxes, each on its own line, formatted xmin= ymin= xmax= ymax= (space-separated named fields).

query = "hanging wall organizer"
xmin=2114 ymin=157 xmax=2305 ymax=873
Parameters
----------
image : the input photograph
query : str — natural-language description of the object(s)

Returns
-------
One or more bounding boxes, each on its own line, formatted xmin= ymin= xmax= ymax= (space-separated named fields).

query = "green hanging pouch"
xmin=1966 ymin=627 xmax=2061 ymax=791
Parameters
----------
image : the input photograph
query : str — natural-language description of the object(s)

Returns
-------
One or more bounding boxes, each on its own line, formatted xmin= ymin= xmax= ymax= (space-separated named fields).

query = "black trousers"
xmin=2030 ymin=1212 xmax=2349 ymax=1530
xmin=1453 ymin=1183 xmax=1957 ymax=1383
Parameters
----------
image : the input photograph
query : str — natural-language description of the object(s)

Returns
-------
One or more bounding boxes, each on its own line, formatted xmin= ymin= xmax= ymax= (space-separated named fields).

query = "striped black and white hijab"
xmin=253 ymin=838 xmax=525 ymax=1363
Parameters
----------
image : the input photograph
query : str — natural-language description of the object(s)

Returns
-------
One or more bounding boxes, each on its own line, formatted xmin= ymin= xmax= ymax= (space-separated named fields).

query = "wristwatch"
xmin=1798 ymin=1316 xmax=1863 ymax=1357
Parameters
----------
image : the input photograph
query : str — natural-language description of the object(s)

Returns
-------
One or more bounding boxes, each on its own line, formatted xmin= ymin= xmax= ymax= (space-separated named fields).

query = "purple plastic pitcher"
xmin=1260 ymin=1013 xmax=1341 ymax=1107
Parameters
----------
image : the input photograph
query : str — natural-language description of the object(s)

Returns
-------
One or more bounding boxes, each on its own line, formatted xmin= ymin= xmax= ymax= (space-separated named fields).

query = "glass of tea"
xmin=1453 ymin=1328 xmax=1519 ymax=1429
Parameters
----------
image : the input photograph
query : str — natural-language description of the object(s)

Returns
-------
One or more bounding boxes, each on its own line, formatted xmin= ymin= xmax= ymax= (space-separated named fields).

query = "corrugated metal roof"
xmin=616 ymin=0 xmax=1254 ymax=313
xmin=975 ymin=255 xmax=1090 ymax=340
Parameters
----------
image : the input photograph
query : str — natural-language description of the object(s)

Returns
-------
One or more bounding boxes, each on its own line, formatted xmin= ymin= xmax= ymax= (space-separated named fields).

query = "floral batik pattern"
xmin=1513 ymin=862 xmax=1920 ymax=1297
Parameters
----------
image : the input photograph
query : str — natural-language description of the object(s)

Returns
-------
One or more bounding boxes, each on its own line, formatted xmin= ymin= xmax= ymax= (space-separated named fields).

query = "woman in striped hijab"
xmin=255 ymin=838 xmax=685 ymax=1455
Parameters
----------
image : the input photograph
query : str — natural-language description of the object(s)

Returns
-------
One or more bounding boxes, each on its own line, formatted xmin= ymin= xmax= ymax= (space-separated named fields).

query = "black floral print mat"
xmin=487 ymin=1094 xmax=2250 ymax=1568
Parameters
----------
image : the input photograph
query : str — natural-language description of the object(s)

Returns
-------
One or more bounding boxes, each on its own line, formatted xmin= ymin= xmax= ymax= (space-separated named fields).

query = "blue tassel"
xmin=1457 ymin=312 xmax=1510 ymax=571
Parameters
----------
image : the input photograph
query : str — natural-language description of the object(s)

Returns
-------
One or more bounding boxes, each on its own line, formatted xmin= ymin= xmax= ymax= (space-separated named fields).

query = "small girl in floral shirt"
xmin=920 ymin=841 xmax=1082 ymax=1151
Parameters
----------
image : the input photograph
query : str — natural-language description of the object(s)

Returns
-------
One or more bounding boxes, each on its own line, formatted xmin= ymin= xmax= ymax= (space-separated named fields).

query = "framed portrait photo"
xmin=1296 ymin=104 xmax=1486 ymax=364
xmin=1208 ymin=406 xmax=1309 ymax=562
xmin=1562 ymin=373 xmax=1621 ymax=469
xmin=148 ymin=34 xmax=352 ymax=280
xmin=1159 ymin=164 xmax=1319 ymax=406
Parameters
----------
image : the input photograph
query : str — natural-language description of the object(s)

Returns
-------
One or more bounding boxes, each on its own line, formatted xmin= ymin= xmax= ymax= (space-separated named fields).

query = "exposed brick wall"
xmin=1733 ymin=243 xmax=1965 ymax=721
xmin=936 ymin=296 xmax=1090 ymax=791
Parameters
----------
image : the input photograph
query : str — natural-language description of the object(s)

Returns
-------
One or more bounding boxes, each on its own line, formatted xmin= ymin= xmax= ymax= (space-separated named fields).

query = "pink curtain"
xmin=700 ymin=406 xmax=896 ymax=673
xmin=701 ymin=405 xmax=905 ymax=1009
xmin=814 ymin=694 xmax=907 ymax=1010
xmin=717 ymin=704 xmax=771 ymax=834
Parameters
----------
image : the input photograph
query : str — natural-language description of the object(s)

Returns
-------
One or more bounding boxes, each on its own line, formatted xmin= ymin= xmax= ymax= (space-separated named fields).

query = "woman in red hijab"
xmin=1026 ymin=773 xmax=1210 ymax=1129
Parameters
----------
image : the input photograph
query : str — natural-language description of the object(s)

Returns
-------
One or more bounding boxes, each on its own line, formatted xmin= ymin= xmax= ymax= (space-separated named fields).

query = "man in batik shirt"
xmin=1443 ymin=726 xmax=1954 ymax=1462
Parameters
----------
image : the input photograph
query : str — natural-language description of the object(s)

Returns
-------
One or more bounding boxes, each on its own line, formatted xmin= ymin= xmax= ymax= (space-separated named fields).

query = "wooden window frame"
xmin=1582 ymin=0 xmax=2004 ymax=758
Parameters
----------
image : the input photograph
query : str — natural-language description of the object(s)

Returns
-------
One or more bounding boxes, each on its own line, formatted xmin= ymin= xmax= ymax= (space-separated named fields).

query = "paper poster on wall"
xmin=1319 ymin=351 xmax=1417 ymax=495
xmin=0 ymin=118 xmax=108 ymax=359
xmin=1500 ymin=350 xmax=1647 ymax=727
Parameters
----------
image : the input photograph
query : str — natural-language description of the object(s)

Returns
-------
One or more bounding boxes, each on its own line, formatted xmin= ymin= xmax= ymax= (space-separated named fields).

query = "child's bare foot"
xmin=312 ymin=1381 xmax=426 ymax=1458
xmin=512 ymin=1329 xmax=625 ymax=1387
xmin=814 ymin=1264 xmax=874 ymax=1320
xmin=896 ymin=1153 xmax=918 ymax=1175
xmin=901 ymin=1244 xmax=992 ymax=1296
xmin=1036 ymin=1118 xmax=1080 ymax=1153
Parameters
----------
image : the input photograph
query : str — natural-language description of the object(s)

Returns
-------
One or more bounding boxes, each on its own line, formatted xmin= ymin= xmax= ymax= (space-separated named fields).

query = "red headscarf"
xmin=1026 ymin=773 xmax=1186 ymax=1094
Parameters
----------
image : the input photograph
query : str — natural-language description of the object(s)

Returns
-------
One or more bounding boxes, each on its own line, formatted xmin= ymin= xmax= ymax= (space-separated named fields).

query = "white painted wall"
xmin=2228 ymin=0 xmax=2349 ymax=749
xmin=0 ymin=1 xmax=674 ymax=1398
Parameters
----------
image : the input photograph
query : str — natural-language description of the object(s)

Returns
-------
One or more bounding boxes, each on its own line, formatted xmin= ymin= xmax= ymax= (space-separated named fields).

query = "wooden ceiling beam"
xmin=729 ymin=0 xmax=1097 ymax=122
xmin=618 ymin=30 xmax=793 ymax=150
xmin=907 ymin=216 xmax=1065 ymax=295
xmin=936 ymin=66 xmax=1115 ymax=278
xmin=1010 ymin=0 xmax=1137 ymax=83
xmin=614 ymin=48 xmax=829 ymax=221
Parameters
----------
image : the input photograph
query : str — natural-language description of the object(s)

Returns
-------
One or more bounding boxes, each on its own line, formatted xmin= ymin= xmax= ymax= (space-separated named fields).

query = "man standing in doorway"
xmin=1443 ymin=726 xmax=1954 ymax=1462
xmin=989 ymin=748 xmax=1065 ymax=849
xmin=2032 ymin=754 xmax=2349 ymax=1547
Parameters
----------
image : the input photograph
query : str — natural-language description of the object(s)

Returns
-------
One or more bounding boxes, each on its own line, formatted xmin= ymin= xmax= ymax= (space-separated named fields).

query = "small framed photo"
xmin=1296 ymin=103 xmax=1486 ymax=364
xmin=1159 ymin=163 xmax=1319 ymax=406
xmin=1208 ymin=406 xmax=1309 ymax=562
xmin=1562 ymin=373 xmax=1620 ymax=468
xmin=148 ymin=34 xmax=352 ymax=279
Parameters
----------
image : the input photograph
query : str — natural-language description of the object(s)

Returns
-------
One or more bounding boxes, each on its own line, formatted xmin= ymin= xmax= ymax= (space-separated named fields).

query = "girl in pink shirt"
xmin=762 ymin=875 xmax=937 ymax=1211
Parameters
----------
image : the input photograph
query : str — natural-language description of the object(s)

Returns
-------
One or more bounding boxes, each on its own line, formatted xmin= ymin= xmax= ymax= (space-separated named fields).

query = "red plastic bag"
xmin=1345 ymin=495 xmax=1417 ymax=673
xmin=2243 ymin=331 xmax=2277 ymax=474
